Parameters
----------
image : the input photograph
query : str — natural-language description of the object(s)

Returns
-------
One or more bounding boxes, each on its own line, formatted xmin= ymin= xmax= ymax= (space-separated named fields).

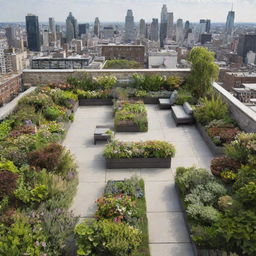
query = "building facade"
xmin=101 ymin=45 xmax=145 ymax=64
xmin=237 ymin=34 xmax=256 ymax=62
xmin=66 ymin=12 xmax=78 ymax=43
xmin=160 ymin=4 xmax=168 ymax=48
xmin=150 ymin=18 xmax=159 ymax=42
xmin=26 ymin=14 xmax=41 ymax=51
xmin=124 ymin=9 xmax=135 ymax=43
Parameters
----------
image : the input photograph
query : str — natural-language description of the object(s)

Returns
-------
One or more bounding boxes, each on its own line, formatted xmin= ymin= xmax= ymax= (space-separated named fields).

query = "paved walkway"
xmin=63 ymin=105 xmax=213 ymax=256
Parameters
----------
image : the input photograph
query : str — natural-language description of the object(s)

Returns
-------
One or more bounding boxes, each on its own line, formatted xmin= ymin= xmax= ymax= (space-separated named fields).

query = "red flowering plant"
xmin=210 ymin=156 xmax=241 ymax=179
xmin=95 ymin=194 xmax=138 ymax=225
xmin=207 ymin=127 xmax=240 ymax=146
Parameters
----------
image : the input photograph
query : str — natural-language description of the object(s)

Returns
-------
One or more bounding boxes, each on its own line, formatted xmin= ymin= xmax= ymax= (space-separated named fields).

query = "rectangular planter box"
xmin=175 ymin=184 xmax=231 ymax=256
xmin=196 ymin=122 xmax=224 ymax=156
xmin=106 ymin=158 xmax=171 ymax=168
xmin=133 ymin=97 xmax=169 ymax=104
xmin=115 ymin=123 xmax=143 ymax=132
xmin=79 ymin=98 xmax=113 ymax=106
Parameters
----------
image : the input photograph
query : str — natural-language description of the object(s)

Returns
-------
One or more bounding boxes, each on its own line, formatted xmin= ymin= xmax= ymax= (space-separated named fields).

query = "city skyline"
xmin=0 ymin=0 xmax=256 ymax=23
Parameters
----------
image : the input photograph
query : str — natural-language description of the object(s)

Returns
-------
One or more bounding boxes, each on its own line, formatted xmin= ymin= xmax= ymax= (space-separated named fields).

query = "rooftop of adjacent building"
xmin=0 ymin=73 xmax=21 ymax=84
xmin=226 ymin=71 xmax=256 ymax=77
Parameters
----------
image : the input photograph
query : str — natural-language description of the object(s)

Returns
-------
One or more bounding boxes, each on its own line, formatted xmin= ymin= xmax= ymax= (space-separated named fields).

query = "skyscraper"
xmin=206 ymin=19 xmax=211 ymax=33
xmin=150 ymin=18 xmax=159 ymax=42
xmin=49 ymin=17 xmax=56 ymax=42
xmin=176 ymin=18 xmax=184 ymax=46
xmin=139 ymin=19 xmax=146 ymax=38
xmin=225 ymin=10 xmax=235 ymax=36
xmin=94 ymin=17 xmax=100 ymax=37
xmin=66 ymin=12 xmax=78 ymax=43
xmin=166 ymin=12 xmax=174 ymax=40
xmin=160 ymin=4 xmax=168 ymax=47
xmin=124 ymin=9 xmax=135 ymax=43
xmin=26 ymin=14 xmax=41 ymax=51
xmin=78 ymin=24 xmax=89 ymax=37
xmin=237 ymin=34 xmax=256 ymax=62
xmin=5 ymin=26 xmax=16 ymax=48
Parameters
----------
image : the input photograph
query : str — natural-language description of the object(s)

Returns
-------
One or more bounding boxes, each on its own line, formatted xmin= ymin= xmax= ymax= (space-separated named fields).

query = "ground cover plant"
xmin=75 ymin=177 xmax=150 ymax=256
xmin=176 ymin=139 xmax=256 ymax=255
xmin=0 ymin=86 xmax=79 ymax=255
xmin=114 ymin=100 xmax=148 ymax=132
xmin=104 ymin=140 xmax=176 ymax=159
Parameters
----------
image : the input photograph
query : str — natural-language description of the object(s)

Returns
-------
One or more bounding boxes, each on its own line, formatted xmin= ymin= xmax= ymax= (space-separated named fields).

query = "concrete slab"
xmin=150 ymin=243 xmax=194 ymax=256
xmin=147 ymin=212 xmax=190 ymax=243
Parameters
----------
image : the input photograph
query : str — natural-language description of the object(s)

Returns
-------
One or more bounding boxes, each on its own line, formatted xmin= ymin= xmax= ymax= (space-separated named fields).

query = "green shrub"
xmin=19 ymin=93 xmax=53 ymax=110
xmin=164 ymin=76 xmax=183 ymax=90
xmin=93 ymin=75 xmax=117 ymax=89
xmin=67 ymin=75 xmax=95 ymax=90
xmin=175 ymin=166 xmax=213 ymax=195
xmin=237 ymin=182 xmax=256 ymax=207
xmin=76 ymin=89 xmax=112 ymax=99
xmin=0 ymin=213 xmax=49 ymax=256
xmin=0 ymin=119 xmax=13 ymax=140
xmin=217 ymin=195 xmax=234 ymax=211
xmin=104 ymin=59 xmax=142 ymax=69
xmin=194 ymin=96 xmax=229 ymax=125
xmin=186 ymin=203 xmax=222 ymax=225
xmin=233 ymin=165 xmax=256 ymax=191
xmin=75 ymin=219 xmax=142 ymax=256
xmin=175 ymin=90 xmax=197 ymax=105
xmin=104 ymin=140 xmax=175 ymax=159
xmin=131 ymin=74 xmax=165 ymax=91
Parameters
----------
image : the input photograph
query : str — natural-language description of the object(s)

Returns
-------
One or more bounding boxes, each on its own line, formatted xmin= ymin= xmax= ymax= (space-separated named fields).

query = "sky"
xmin=0 ymin=0 xmax=256 ymax=23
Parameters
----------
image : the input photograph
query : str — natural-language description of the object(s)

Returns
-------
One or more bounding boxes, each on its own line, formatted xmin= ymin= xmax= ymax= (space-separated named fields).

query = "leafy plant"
xmin=174 ymin=89 xmax=197 ymax=105
xmin=194 ymin=96 xmax=229 ymax=125
xmin=210 ymin=157 xmax=240 ymax=176
xmin=75 ymin=219 xmax=142 ymax=256
xmin=0 ymin=170 xmax=19 ymax=199
xmin=104 ymin=140 xmax=175 ymax=159
xmin=93 ymin=75 xmax=117 ymax=90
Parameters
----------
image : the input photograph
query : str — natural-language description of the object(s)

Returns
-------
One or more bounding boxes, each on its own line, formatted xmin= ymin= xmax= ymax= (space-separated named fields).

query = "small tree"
xmin=188 ymin=47 xmax=219 ymax=97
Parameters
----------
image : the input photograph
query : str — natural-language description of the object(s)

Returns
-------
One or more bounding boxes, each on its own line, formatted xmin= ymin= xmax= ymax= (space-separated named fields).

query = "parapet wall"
xmin=22 ymin=69 xmax=190 ymax=85
xmin=213 ymin=82 xmax=256 ymax=133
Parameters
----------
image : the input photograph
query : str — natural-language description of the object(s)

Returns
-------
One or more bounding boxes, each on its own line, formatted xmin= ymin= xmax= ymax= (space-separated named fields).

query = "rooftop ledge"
xmin=23 ymin=68 xmax=191 ymax=73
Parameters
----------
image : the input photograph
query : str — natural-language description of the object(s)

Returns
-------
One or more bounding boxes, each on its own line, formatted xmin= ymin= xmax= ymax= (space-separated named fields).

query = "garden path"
xmin=63 ymin=105 xmax=213 ymax=256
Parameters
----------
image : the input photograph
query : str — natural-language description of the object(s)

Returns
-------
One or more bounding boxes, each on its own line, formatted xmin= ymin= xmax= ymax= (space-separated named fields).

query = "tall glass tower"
xmin=26 ymin=14 xmax=40 ymax=51
xmin=124 ymin=9 xmax=135 ymax=43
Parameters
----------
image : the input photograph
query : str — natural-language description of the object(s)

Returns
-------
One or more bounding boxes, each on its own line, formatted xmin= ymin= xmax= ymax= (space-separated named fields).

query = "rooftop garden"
xmin=103 ymin=59 xmax=143 ymax=69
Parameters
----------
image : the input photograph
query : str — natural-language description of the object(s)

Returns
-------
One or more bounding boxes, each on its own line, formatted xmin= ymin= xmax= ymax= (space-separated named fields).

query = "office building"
xmin=200 ymin=33 xmax=212 ymax=44
xmin=148 ymin=50 xmax=177 ymax=68
xmin=66 ymin=12 xmax=78 ymax=43
xmin=166 ymin=12 xmax=174 ymax=40
xmin=176 ymin=18 xmax=184 ymax=46
xmin=139 ymin=19 xmax=146 ymax=38
xmin=94 ymin=17 xmax=100 ymax=37
xmin=102 ymin=26 xmax=114 ymax=39
xmin=225 ymin=10 xmax=235 ymax=36
xmin=150 ymin=18 xmax=159 ymax=42
xmin=5 ymin=26 xmax=16 ymax=48
xmin=237 ymin=34 xmax=256 ymax=62
xmin=124 ymin=9 xmax=135 ymax=43
xmin=0 ymin=39 xmax=8 ymax=74
xmin=160 ymin=4 xmax=168 ymax=47
xmin=101 ymin=45 xmax=145 ymax=65
xmin=78 ymin=24 xmax=89 ymax=37
xmin=26 ymin=14 xmax=41 ymax=51
xmin=49 ymin=17 xmax=56 ymax=42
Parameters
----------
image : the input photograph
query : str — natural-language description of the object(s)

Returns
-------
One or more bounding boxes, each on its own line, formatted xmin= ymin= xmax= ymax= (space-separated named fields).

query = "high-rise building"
xmin=26 ymin=14 xmax=41 ymax=51
xmin=49 ymin=17 xmax=56 ymax=42
xmin=94 ymin=17 xmax=100 ymax=37
xmin=225 ymin=10 xmax=235 ymax=36
xmin=0 ymin=39 xmax=8 ymax=74
xmin=42 ymin=30 xmax=49 ymax=49
xmin=184 ymin=20 xmax=190 ymax=39
xmin=139 ymin=19 xmax=146 ymax=38
xmin=237 ymin=34 xmax=256 ymax=62
xmin=166 ymin=12 xmax=174 ymax=40
xmin=124 ymin=9 xmax=135 ymax=43
xmin=66 ymin=12 xmax=78 ymax=43
xmin=206 ymin=19 xmax=211 ymax=33
xmin=102 ymin=26 xmax=114 ymax=39
xmin=150 ymin=18 xmax=159 ymax=42
xmin=78 ymin=24 xmax=89 ymax=37
xmin=5 ymin=26 xmax=16 ymax=48
xmin=160 ymin=4 xmax=168 ymax=47
xmin=176 ymin=18 xmax=184 ymax=46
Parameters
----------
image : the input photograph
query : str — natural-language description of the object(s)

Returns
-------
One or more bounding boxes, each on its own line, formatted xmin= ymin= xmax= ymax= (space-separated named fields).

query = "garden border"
xmin=79 ymin=98 xmax=113 ymax=106
xmin=115 ymin=123 xmax=142 ymax=132
xmin=105 ymin=158 xmax=171 ymax=168
xmin=196 ymin=122 xmax=224 ymax=156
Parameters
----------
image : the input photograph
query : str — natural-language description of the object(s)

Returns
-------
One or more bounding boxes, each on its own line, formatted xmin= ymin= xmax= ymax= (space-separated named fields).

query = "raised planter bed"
xmin=79 ymin=98 xmax=113 ymax=106
xmin=106 ymin=158 xmax=171 ymax=168
xmin=175 ymin=184 xmax=231 ymax=256
xmin=115 ymin=123 xmax=141 ymax=132
xmin=196 ymin=122 xmax=224 ymax=156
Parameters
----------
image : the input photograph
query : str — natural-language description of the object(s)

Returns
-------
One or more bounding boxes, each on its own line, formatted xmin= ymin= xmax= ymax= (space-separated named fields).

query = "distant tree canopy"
xmin=187 ymin=47 xmax=219 ymax=98
xmin=103 ymin=59 xmax=143 ymax=69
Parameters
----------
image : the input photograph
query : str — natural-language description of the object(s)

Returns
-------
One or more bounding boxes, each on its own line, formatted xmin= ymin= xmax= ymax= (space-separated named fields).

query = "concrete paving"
xmin=63 ymin=105 xmax=213 ymax=256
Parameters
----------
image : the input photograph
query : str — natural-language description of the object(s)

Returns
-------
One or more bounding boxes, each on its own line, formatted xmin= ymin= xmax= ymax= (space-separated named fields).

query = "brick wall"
xmin=0 ymin=74 xmax=22 ymax=106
